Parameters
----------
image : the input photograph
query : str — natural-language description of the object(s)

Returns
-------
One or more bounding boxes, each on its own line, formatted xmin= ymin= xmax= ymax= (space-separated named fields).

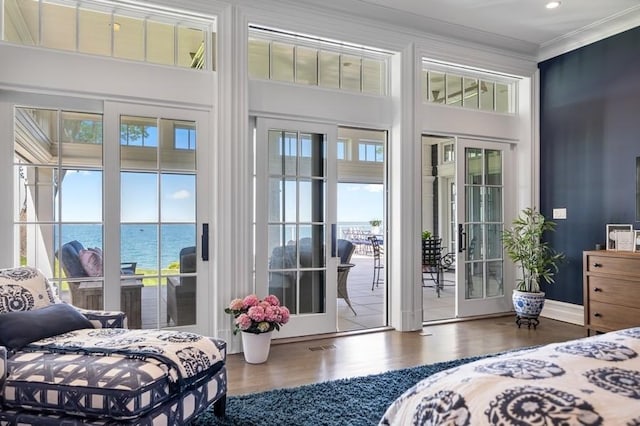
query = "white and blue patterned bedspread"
xmin=381 ymin=327 xmax=640 ymax=425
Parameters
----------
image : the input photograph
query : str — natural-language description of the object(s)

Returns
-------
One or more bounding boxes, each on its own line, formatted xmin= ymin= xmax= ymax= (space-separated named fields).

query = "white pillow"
xmin=0 ymin=267 xmax=59 ymax=313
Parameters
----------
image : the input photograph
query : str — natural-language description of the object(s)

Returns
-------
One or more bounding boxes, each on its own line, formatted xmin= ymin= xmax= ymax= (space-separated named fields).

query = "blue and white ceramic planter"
xmin=512 ymin=290 xmax=545 ymax=319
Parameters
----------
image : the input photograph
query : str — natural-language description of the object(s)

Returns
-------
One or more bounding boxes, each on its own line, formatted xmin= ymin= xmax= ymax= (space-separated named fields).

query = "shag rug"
xmin=193 ymin=352 xmax=499 ymax=426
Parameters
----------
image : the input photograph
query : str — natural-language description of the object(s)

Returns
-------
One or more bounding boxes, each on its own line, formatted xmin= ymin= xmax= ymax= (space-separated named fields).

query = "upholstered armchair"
xmin=166 ymin=246 xmax=197 ymax=326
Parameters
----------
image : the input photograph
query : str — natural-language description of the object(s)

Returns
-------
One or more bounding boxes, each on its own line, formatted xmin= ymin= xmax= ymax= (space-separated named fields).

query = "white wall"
xmin=0 ymin=0 xmax=540 ymax=342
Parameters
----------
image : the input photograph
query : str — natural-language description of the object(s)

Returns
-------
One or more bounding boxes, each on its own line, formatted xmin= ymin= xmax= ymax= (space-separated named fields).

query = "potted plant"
xmin=369 ymin=219 xmax=382 ymax=234
xmin=502 ymin=207 xmax=565 ymax=328
xmin=225 ymin=294 xmax=290 ymax=363
xmin=422 ymin=230 xmax=432 ymax=240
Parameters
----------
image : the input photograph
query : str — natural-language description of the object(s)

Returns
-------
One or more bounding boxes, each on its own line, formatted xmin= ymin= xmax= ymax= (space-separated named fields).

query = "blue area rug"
xmin=193 ymin=353 xmax=498 ymax=426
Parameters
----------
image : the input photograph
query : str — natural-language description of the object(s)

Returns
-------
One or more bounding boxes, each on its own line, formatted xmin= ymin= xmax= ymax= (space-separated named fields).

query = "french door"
xmin=255 ymin=118 xmax=338 ymax=337
xmin=455 ymin=138 xmax=512 ymax=317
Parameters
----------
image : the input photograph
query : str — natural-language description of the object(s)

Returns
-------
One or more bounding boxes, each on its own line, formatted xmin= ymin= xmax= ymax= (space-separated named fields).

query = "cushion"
xmin=0 ymin=303 xmax=93 ymax=350
xmin=0 ymin=267 xmax=59 ymax=314
xmin=78 ymin=247 xmax=103 ymax=277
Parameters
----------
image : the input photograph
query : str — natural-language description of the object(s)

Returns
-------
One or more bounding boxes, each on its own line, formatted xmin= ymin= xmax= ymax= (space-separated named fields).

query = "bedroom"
xmin=1 ymin=0 xmax=640 ymax=422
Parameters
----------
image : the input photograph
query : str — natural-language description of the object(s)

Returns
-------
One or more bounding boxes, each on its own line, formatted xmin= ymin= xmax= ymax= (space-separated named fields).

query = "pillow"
xmin=0 ymin=267 xmax=58 ymax=314
xmin=0 ymin=303 xmax=94 ymax=350
xmin=79 ymin=247 xmax=103 ymax=277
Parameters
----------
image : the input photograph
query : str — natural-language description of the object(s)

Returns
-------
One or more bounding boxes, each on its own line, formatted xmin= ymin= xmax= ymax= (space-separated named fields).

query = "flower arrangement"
xmin=225 ymin=294 xmax=290 ymax=335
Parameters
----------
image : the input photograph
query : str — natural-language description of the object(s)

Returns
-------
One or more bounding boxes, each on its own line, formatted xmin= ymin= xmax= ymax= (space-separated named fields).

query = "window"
xmin=358 ymin=141 xmax=384 ymax=162
xmin=443 ymin=143 xmax=454 ymax=163
xmin=337 ymin=139 xmax=347 ymax=160
xmin=248 ymin=26 xmax=390 ymax=96
xmin=3 ymin=0 xmax=215 ymax=70
xmin=175 ymin=124 xmax=196 ymax=150
xmin=120 ymin=118 xmax=158 ymax=147
xmin=422 ymin=61 xmax=518 ymax=114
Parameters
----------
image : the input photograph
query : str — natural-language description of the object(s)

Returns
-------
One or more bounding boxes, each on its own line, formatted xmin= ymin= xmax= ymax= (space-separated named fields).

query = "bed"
xmin=380 ymin=327 xmax=640 ymax=425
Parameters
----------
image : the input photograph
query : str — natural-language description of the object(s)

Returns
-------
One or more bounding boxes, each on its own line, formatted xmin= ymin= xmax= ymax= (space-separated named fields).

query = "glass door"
xmin=255 ymin=118 xmax=338 ymax=337
xmin=455 ymin=139 xmax=512 ymax=317
xmin=105 ymin=102 xmax=210 ymax=333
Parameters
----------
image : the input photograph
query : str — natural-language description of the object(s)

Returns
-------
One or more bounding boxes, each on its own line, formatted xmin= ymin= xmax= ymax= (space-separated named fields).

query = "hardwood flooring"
xmin=226 ymin=316 xmax=586 ymax=396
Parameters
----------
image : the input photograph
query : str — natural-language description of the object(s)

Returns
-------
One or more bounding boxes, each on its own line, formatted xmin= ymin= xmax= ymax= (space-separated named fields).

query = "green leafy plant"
xmin=422 ymin=230 xmax=432 ymax=240
xmin=369 ymin=219 xmax=382 ymax=227
xmin=502 ymin=207 xmax=565 ymax=293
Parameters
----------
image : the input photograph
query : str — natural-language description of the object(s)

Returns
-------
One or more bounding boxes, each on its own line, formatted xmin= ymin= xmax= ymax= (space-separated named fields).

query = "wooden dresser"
xmin=583 ymin=250 xmax=640 ymax=335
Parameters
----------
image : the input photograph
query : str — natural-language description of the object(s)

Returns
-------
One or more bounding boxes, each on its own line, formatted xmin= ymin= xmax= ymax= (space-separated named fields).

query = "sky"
xmin=60 ymin=172 xmax=383 ymax=225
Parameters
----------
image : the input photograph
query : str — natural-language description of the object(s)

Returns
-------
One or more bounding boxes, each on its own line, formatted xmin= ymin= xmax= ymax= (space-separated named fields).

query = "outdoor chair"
xmin=337 ymin=239 xmax=357 ymax=315
xmin=166 ymin=246 xmax=197 ymax=326
xmin=421 ymin=236 xmax=454 ymax=297
xmin=56 ymin=240 xmax=143 ymax=328
xmin=369 ymin=236 xmax=384 ymax=290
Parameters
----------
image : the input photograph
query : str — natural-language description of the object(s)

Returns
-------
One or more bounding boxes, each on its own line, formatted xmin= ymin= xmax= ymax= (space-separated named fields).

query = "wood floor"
xmin=226 ymin=316 xmax=586 ymax=396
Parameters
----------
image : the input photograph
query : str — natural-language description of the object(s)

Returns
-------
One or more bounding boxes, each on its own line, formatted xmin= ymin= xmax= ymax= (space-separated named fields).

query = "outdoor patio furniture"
xmin=337 ymin=239 xmax=357 ymax=315
xmin=369 ymin=236 xmax=384 ymax=290
xmin=57 ymin=240 xmax=143 ymax=328
xmin=166 ymin=245 xmax=197 ymax=326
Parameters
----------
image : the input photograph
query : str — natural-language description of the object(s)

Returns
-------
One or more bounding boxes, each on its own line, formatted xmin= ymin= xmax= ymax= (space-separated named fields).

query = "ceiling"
xmin=291 ymin=0 xmax=640 ymax=59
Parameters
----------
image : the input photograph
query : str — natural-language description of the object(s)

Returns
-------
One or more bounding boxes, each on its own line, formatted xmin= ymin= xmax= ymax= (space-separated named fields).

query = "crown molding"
xmin=538 ymin=5 xmax=640 ymax=62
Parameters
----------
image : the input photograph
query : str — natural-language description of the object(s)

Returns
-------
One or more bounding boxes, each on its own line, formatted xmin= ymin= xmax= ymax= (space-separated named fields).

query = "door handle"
xmin=331 ymin=224 xmax=337 ymax=258
xmin=202 ymin=223 xmax=209 ymax=261
xmin=458 ymin=224 xmax=466 ymax=253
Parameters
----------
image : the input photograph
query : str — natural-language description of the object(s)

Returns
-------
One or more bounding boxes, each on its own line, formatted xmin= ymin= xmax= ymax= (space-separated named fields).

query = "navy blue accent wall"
xmin=538 ymin=26 xmax=640 ymax=305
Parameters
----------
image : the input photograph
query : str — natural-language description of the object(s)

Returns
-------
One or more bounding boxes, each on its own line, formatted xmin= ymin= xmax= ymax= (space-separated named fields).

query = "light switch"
xmin=552 ymin=208 xmax=567 ymax=219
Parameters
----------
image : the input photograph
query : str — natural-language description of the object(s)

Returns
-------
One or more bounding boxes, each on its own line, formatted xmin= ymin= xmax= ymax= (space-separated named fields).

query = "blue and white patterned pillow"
xmin=0 ymin=267 xmax=59 ymax=314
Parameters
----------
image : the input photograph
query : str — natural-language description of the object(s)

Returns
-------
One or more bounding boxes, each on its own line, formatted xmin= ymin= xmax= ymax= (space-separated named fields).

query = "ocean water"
xmin=58 ymin=224 xmax=196 ymax=269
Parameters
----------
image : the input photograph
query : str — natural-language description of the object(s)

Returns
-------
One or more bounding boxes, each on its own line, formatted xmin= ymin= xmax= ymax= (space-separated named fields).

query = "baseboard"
xmin=541 ymin=299 xmax=584 ymax=326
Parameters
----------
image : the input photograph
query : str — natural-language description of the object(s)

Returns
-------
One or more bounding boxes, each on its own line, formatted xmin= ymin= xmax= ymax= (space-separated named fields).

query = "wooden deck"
xmin=57 ymin=253 xmax=453 ymax=330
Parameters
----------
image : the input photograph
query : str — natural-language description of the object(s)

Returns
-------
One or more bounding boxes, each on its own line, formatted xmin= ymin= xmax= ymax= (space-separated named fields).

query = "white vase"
xmin=241 ymin=331 xmax=273 ymax=364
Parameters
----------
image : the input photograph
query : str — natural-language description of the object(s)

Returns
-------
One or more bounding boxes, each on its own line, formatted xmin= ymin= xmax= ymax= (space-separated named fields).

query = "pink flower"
xmin=235 ymin=313 xmax=252 ymax=330
xmin=227 ymin=294 xmax=290 ymax=334
xmin=279 ymin=306 xmax=290 ymax=324
xmin=247 ymin=305 xmax=266 ymax=322
xmin=229 ymin=298 xmax=244 ymax=311
xmin=264 ymin=294 xmax=280 ymax=306
xmin=264 ymin=305 xmax=278 ymax=322
xmin=243 ymin=294 xmax=260 ymax=308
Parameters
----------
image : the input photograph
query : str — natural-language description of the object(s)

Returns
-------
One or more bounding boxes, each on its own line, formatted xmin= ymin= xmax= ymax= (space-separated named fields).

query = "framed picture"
xmin=634 ymin=231 xmax=640 ymax=252
xmin=606 ymin=224 xmax=633 ymax=250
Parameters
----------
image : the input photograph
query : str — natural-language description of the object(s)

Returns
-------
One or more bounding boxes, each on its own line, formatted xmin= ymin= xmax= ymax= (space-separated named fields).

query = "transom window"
xmin=422 ymin=60 xmax=518 ymax=114
xmin=248 ymin=26 xmax=390 ymax=96
xmin=120 ymin=118 xmax=158 ymax=147
xmin=2 ymin=0 xmax=215 ymax=70
xmin=174 ymin=124 xmax=196 ymax=150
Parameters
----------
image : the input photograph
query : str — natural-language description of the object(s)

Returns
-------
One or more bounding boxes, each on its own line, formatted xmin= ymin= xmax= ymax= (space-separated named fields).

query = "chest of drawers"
xmin=583 ymin=250 xmax=640 ymax=335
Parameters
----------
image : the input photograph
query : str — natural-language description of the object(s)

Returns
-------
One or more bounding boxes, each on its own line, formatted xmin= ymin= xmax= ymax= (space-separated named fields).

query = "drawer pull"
xmin=592 ymin=263 xmax=602 ymax=268
xmin=594 ymin=312 xmax=602 ymax=318
xmin=593 ymin=287 xmax=602 ymax=292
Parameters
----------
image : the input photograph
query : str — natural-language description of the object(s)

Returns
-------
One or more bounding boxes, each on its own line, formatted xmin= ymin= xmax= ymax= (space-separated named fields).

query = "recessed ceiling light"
xmin=546 ymin=1 xmax=561 ymax=9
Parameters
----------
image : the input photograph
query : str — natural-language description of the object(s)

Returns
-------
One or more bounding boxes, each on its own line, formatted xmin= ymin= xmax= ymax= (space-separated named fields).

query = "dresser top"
xmin=584 ymin=250 xmax=640 ymax=259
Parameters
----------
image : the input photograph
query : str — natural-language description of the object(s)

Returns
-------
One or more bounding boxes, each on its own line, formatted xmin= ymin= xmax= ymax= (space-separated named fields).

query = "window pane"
xmin=121 ymin=172 xmax=158 ymax=222
xmin=161 ymin=119 xmax=195 ymax=170
xmin=429 ymin=71 xmax=445 ymax=103
xmin=362 ymin=58 xmax=385 ymax=95
xmin=177 ymin=26 xmax=205 ymax=69
xmin=121 ymin=116 xmax=158 ymax=169
xmin=60 ymin=170 xmax=103 ymax=222
xmin=485 ymin=149 xmax=502 ymax=185
xmin=4 ymin=0 xmax=39 ymax=45
xmin=341 ymin=54 xmax=361 ymax=92
xmin=147 ymin=20 xmax=175 ymax=65
xmin=60 ymin=112 xmax=103 ymax=167
xmin=41 ymin=1 xmax=76 ymax=51
xmin=160 ymin=173 xmax=195 ymax=222
xmin=463 ymin=77 xmax=478 ymax=109
xmin=295 ymin=46 xmax=317 ymax=85
xmin=318 ymin=50 xmax=339 ymax=89
xmin=78 ymin=8 xmax=111 ymax=56
xmin=480 ymin=80 xmax=494 ymax=111
xmin=496 ymin=83 xmax=510 ymax=113
xmin=446 ymin=74 xmax=462 ymax=106
xmin=271 ymin=42 xmax=294 ymax=82
xmin=248 ymin=38 xmax=270 ymax=80
xmin=113 ymin=15 xmax=144 ymax=61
